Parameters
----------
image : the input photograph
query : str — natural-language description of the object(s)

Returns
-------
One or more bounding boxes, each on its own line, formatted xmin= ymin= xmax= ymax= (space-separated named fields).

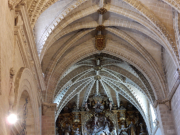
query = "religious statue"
xmin=128 ymin=122 xmax=136 ymax=135
xmin=84 ymin=125 xmax=91 ymax=135
xmin=84 ymin=102 xmax=89 ymax=111
xmin=109 ymin=101 xmax=113 ymax=111
xmin=73 ymin=128 xmax=81 ymax=135
xmin=62 ymin=123 xmax=71 ymax=135
xmin=118 ymin=125 xmax=128 ymax=135
xmin=103 ymin=120 xmax=110 ymax=134
xmin=94 ymin=114 xmax=99 ymax=126
xmin=93 ymin=100 xmax=104 ymax=113
xmin=103 ymin=117 xmax=109 ymax=129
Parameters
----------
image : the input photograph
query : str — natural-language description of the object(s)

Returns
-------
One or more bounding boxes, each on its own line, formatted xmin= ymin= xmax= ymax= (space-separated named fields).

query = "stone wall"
xmin=157 ymin=104 xmax=176 ymax=135
xmin=0 ymin=0 xmax=180 ymax=135
xmin=0 ymin=0 xmax=44 ymax=134
xmin=42 ymin=103 xmax=56 ymax=135
xmin=0 ymin=0 xmax=14 ymax=134
xmin=171 ymin=84 xmax=180 ymax=135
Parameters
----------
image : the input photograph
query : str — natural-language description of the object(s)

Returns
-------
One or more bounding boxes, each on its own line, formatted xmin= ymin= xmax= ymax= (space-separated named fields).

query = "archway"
xmin=17 ymin=90 xmax=35 ymax=134
xmin=11 ymin=68 xmax=41 ymax=135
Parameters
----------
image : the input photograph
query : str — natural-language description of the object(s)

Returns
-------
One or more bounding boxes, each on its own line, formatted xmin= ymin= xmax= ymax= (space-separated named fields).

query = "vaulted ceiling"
xmin=52 ymin=54 xmax=151 ymax=123
xmin=18 ymin=0 xmax=180 ymax=132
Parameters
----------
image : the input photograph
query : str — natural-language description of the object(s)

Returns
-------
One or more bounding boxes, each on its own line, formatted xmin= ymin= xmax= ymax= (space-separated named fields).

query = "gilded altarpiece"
xmin=56 ymin=95 xmax=147 ymax=135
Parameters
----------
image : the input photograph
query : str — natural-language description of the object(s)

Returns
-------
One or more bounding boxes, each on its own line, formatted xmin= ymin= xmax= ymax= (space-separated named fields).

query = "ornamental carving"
xmin=8 ymin=0 xmax=15 ymax=10
xmin=98 ymin=8 xmax=107 ymax=14
xmin=8 ymin=0 xmax=24 ymax=10
xmin=96 ymin=25 xmax=105 ymax=31
xmin=95 ymin=35 xmax=106 ymax=51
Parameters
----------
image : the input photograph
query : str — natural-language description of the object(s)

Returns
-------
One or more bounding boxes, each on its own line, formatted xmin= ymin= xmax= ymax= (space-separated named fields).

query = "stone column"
xmin=156 ymin=104 xmax=176 ymax=135
xmin=42 ymin=103 xmax=56 ymax=135
xmin=171 ymin=84 xmax=180 ymax=135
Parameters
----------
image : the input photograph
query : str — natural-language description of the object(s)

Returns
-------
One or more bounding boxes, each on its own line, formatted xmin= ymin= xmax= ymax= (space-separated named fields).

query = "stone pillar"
xmin=156 ymin=104 xmax=176 ymax=135
xmin=171 ymin=84 xmax=180 ymax=135
xmin=42 ymin=103 xmax=56 ymax=135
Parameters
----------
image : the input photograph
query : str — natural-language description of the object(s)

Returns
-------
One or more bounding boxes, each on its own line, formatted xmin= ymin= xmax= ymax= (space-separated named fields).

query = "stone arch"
xmin=44 ymin=30 xmax=165 ymax=97
xmin=40 ymin=3 xmax=178 ymax=69
xmin=13 ymin=67 xmax=40 ymax=135
xmin=120 ymin=0 xmax=178 ymax=66
xmin=45 ymin=39 xmax=165 ymax=104
xmin=16 ymin=90 xmax=35 ymax=134
xmin=160 ymin=0 xmax=180 ymax=13
xmin=40 ymin=19 xmax=161 ymax=61
xmin=29 ymin=0 xmax=89 ymax=27
xmin=44 ymin=29 xmax=94 ymax=80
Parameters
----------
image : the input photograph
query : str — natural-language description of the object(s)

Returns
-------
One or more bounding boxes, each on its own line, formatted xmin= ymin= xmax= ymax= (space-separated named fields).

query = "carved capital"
xmin=42 ymin=102 xmax=56 ymax=115
xmin=8 ymin=0 xmax=26 ymax=10
xmin=154 ymin=99 xmax=171 ymax=110
xmin=8 ymin=0 xmax=15 ymax=10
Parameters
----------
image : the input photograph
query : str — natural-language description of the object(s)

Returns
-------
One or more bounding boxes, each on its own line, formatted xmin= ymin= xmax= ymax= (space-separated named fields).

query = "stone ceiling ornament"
xmin=97 ymin=7 xmax=107 ymax=14
xmin=95 ymin=35 xmax=106 ymax=51
xmin=94 ymin=75 xmax=101 ymax=80
xmin=96 ymin=25 xmax=105 ymax=31
xmin=94 ymin=65 xmax=102 ymax=71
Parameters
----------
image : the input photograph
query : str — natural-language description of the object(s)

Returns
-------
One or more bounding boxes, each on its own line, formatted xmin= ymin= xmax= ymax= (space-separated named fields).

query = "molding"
xmin=15 ymin=4 xmax=46 ymax=92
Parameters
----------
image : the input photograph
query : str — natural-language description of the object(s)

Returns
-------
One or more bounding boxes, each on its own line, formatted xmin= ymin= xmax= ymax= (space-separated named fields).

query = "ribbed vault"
xmin=36 ymin=1 xmax=178 ymax=117
xmin=51 ymin=53 xmax=156 ymax=133
xmin=25 ymin=0 xmax=180 ymax=133
xmin=7 ymin=0 xmax=180 ymax=134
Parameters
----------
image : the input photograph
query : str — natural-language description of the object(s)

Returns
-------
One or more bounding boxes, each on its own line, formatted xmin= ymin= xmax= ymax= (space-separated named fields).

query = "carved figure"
xmin=128 ymin=122 xmax=136 ymax=135
xmin=103 ymin=121 xmax=110 ymax=134
xmin=9 ymin=68 xmax=15 ymax=111
xmin=103 ymin=117 xmax=109 ymax=129
xmin=73 ymin=128 xmax=81 ymax=135
xmin=62 ymin=124 xmax=71 ymax=135
xmin=84 ymin=102 xmax=89 ymax=111
xmin=84 ymin=125 xmax=90 ymax=135
xmin=118 ymin=125 xmax=128 ymax=135
xmin=93 ymin=100 xmax=104 ymax=113
xmin=94 ymin=114 xmax=98 ymax=125
xmin=109 ymin=101 xmax=113 ymax=111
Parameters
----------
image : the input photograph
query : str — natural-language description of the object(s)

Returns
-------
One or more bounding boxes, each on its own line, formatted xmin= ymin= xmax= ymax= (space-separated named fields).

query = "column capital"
xmin=42 ymin=102 xmax=56 ymax=115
